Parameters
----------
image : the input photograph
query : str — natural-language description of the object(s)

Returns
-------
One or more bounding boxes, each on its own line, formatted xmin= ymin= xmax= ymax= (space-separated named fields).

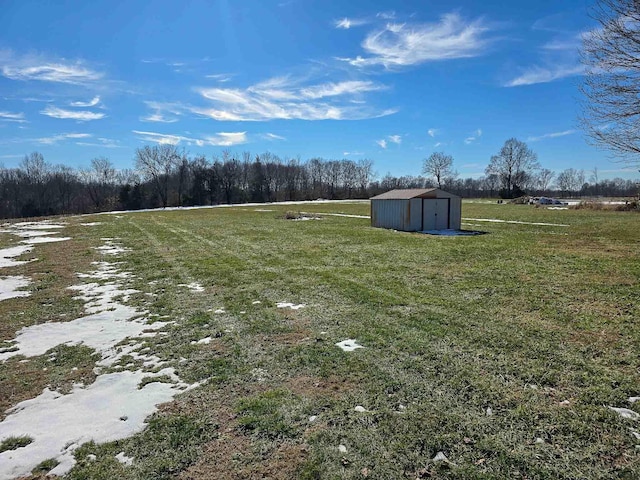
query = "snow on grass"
xmin=80 ymin=222 xmax=102 ymax=226
xmin=1 ymin=230 xmax=59 ymax=238
xmin=115 ymin=451 xmax=134 ymax=466
xmin=20 ymin=236 xmax=71 ymax=244
xmin=178 ymin=282 xmax=205 ymax=292
xmin=0 ymin=369 xmax=187 ymax=478
xmin=0 ymin=276 xmax=31 ymax=302
xmin=276 ymin=302 xmax=305 ymax=310
xmin=191 ymin=337 xmax=212 ymax=345
xmin=335 ymin=339 xmax=364 ymax=352
xmin=95 ymin=242 xmax=130 ymax=256
xmin=608 ymin=406 xmax=640 ymax=421
xmin=0 ymin=245 xmax=33 ymax=268
xmin=0 ymin=240 xmax=193 ymax=477
xmin=462 ymin=218 xmax=569 ymax=227
xmin=11 ymin=222 xmax=66 ymax=230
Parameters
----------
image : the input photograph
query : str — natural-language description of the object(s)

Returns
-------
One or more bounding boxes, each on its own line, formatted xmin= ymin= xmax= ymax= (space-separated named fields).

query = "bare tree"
xmin=485 ymin=138 xmax=539 ymax=198
xmin=135 ymin=144 xmax=179 ymax=207
xmin=422 ymin=152 xmax=455 ymax=188
xmin=581 ymin=0 xmax=640 ymax=165
xmin=537 ymin=168 xmax=555 ymax=194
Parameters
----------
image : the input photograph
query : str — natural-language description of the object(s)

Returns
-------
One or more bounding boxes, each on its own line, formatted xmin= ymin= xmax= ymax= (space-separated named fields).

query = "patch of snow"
xmin=486 ymin=407 xmax=493 ymax=416
xmin=254 ymin=209 xmax=274 ymax=212
xmin=0 ymin=276 xmax=31 ymax=301
xmin=214 ymin=308 xmax=225 ymax=314
xmin=547 ymin=207 xmax=569 ymax=210
xmin=178 ymin=282 xmax=204 ymax=292
xmin=462 ymin=217 xmax=569 ymax=227
xmin=277 ymin=302 xmax=305 ymax=310
xmin=252 ymin=300 xmax=261 ymax=305
xmin=338 ymin=444 xmax=347 ymax=453
xmin=354 ymin=405 xmax=367 ymax=413
xmin=335 ymin=339 xmax=364 ymax=352
xmin=609 ymin=406 xmax=640 ymax=420
xmin=0 ymin=369 xmax=187 ymax=478
xmin=191 ymin=337 xmax=212 ymax=345
xmin=308 ymin=415 xmax=318 ymax=423
xmin=535 ymin=437 xmax=545 ymax=444
xmin=630 ymin=429 xmax=640 ymax=440
xmin=80 ymin=222 xmax=102 ymax=226
xmin=13 ymin=222 xmax=66 ymax=229
xmin=95 ymin=243 xmax=130 ymax=255
xmin=21 ymin=236 xmax=71 ymax=244
xmin=0 ymin=245 xmax=33 ymax=268
xmin=629 ymin=397 xmax=640 ymax=404
xmin=292 ymin=216 xmax=321 ymax=221
xmin=433 ymin=451 xmax=451 ymax=463
xmin=115 ymin=451 xmax=134 ymax=466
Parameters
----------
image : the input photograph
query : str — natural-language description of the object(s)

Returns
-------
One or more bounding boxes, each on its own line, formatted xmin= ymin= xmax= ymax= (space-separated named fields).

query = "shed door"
xmin=422 ymin=199 xmax=450 ymax=230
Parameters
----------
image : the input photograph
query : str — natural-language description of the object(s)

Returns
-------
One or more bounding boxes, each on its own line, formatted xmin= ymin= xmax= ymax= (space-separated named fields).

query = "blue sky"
xmin=0 ymin=0 xmax=637 ymax=180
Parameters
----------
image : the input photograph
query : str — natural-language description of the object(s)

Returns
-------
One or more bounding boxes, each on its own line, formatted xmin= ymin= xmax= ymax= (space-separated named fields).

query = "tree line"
xmin=1 ymin=142 xmax=638 ymax=219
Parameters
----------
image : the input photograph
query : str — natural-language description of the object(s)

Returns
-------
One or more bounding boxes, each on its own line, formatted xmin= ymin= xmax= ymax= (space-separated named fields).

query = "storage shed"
xmin=370 ymin=188 xmax=461 ymax=232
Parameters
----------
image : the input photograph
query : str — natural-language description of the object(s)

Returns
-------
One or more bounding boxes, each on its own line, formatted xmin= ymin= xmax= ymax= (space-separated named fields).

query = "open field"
xmin=0 ymin=200 xmax=639 ymax=479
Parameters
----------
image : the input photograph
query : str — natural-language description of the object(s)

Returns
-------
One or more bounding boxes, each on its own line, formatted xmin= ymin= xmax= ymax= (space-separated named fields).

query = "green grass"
xmin=1 ymin=201 xmax=639 ymax=479
xmin=0 ymin=435 xmax=33 ymax=453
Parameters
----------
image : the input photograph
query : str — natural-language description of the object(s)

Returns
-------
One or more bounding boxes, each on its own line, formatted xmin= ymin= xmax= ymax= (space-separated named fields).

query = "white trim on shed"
xmin=370 ymin=188 xmax=462 ymax=232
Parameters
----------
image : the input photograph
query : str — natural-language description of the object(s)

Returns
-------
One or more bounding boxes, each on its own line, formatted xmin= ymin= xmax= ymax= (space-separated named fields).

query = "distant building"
xmin=370 ymin=188 xmax=462 ymax=232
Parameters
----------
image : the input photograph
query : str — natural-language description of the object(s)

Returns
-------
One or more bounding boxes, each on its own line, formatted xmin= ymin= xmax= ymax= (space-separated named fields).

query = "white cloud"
xmin=41 ymin=106 xmax=105 ymax=121
xmin=0 ymin=52 xmax=102 ymax=84
xmin=427 ymin=128 xmax=438 ymax=137
xmin=343 ymin=151 xmax=364 ymax=156
xmin=376 ymin=11 xmax=396 ymax=20
xmin=339 ymin=12 xmax=492 ymax=68
xmin=205 ymin=73 xmax=235 ymax=83
xmin=70 ymin=96 xmax=100 ymax=107
xmin=37 ymin=133 xmax=92 ymax=145
xmin=388 ymin=134 xmax=402 ymax=144
xmin=464 ymin=128 xmax=482 ymax=144
xmin=0 ymin=111 xmax=26 ymax=123
xmin=527 ymin=129 xmax=576 ymax=142
xmin=76 ymin=137 xmax=123 ymax=148
xmin=263 ymin=133 xmax=286 ymax=141
xmin=334 ymin=17 xmax=368 ymax=29
xmin=434 ymin=142 xmax=444 ymax=147
xmin=133 ymin=130 xmax=247 ymax=147
xmin=300 ymin=80 xmax=384 ymax=99
xmin=141 ymin=101 xmax=183 ymax=123
xmin=376 ymin=139 xmax=387 ymax=149
xmin=192 ymin=77 xmax=394 ymax=121
xmin=504 ymin=64 xmax=584 ymax=87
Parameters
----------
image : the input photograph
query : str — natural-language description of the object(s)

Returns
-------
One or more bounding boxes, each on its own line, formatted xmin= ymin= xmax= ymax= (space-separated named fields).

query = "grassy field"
xmin=1 ymin=200 xmax=639 ymax=479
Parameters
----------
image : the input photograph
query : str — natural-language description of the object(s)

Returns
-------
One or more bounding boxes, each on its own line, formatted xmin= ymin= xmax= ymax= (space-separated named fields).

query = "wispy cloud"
xmin=504 ymin=64 xmax=584 ymax=87
xmin=0 ymin=111 xmax=26 ymax=123
xmin=527 ymin=129 xmax=576 ymax=142
xmin=192 ymin=76 xmax=394 ymax=121
xmin=70 ymin=96 xmax=100 ymax=107
xmin=41 ymin=106 xmax=106 ymax=121
xmin=75 ymin=137 xmax=123 ymax=148
xmin=338 ymin=12 xmax=492 ymax=69
xmin=464 ymin=128 xmax=482 ymax=144
xmin=0 ymin=51 xmax=103 ymax=84
xmin=343 ymin=151 xmax=364 ymax=156
xmin=376 ymin=11 xmax=396 ymax=20
xmin=37 ymin=133 xmax=92 ymax=145
xmin=141 ymin=101 xmax=182 ymax=123
xmin=334 ymin=17 xmax=368 ymax=29
xmin=205 ymin=73 xmax=235 ymax=83
xmin=388 ymin=134 xmax=402 ymax=144
xmin=376 ymin=139 xmax=387 ymax=149
xmin=263 ymin=133 xmax=286 ymax=141
xmin=427 ymin=128 xmax=438 ymax=137
xmin=133 ymin=130 xmax=248 ymax=147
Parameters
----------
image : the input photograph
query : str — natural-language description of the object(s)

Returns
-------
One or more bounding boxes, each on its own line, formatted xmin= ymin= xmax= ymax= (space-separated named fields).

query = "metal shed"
xmin=370 ymin=188 xmax=462 ymax=232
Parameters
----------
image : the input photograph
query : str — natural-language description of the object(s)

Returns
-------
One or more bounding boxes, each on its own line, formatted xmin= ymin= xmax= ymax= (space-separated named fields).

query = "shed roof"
xmin=370 ymin=188 xmax=459 ymax=200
